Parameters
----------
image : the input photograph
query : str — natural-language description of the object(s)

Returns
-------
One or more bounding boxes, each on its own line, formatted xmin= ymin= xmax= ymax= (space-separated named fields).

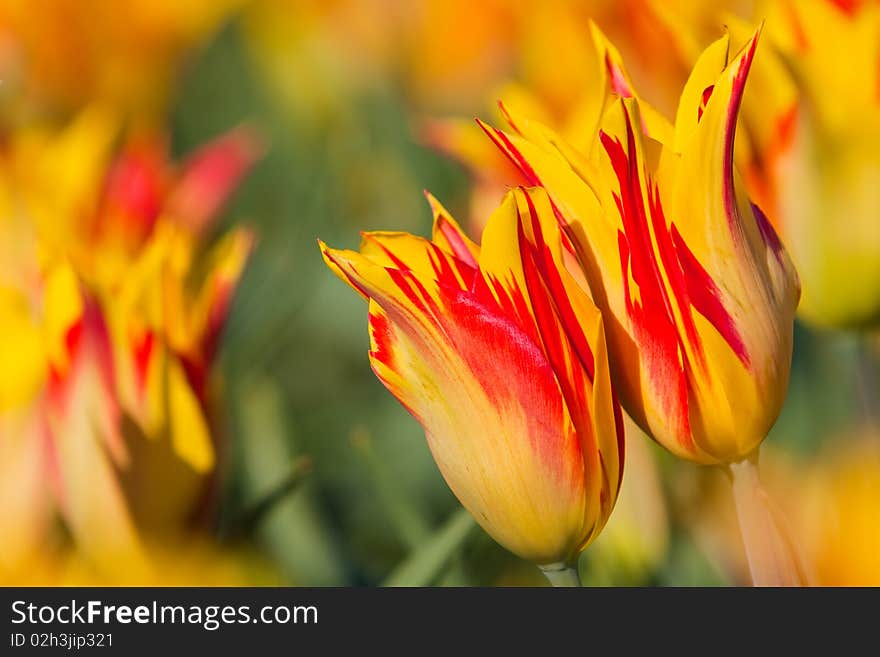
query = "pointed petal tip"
xmin=496 ymin=100 xmax=514 ymax=127
xmin=475 ymin=116 xmax=491 ymax=131
xmin=735 ymin=24 xmax=762 ymax=71
xmin=317 ymin=238 xmax=338 ymax=263
xmin=423 ymin=188 xmax=442 ymax=212
xmin=198 ymin=123 xmax=266 ymax=176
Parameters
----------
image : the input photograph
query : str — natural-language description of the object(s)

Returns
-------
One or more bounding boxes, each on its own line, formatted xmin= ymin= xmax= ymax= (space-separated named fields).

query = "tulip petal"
xmin=672 ymin=33 xmax=730 ymax=153
xmin=480 ymin=26 xmax=801 ymax=463
xmin=323 ymin=239 xmax=587 ymax=564
xmin=425 ymin=191 xmax=480 ymax=266
xmin=167 ymin=126 xmax=263 ymax=235
xmin=321 ymin=185 xmax=625 ymax=563
xmin=360 ymin=231 xmax=478 ymax=293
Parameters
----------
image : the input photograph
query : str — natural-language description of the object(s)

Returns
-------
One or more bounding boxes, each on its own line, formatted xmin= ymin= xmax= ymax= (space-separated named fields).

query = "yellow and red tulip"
xmin=321 ymin=186 xmax=624 ymax=568
xmin=481 ymin=32 xmax=800 ymax=465
xmin=0 ymin=250 xmax=146 ymax=574
xmin=739 ymin=0 xmax=880 ymax=328
xmin=0 ymin=108 xmax=257 ymax=578
xmin=96 ymin=129 xmax=258 ymax=481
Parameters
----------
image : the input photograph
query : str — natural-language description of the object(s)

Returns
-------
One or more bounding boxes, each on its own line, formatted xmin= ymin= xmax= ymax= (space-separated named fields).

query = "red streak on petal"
xmin=647 ymin=184 xmax=706 ymax=371
xmin=47 ymin=318 xmax=84 ymax=401
xmin=600 ymin=121 xmax=679 ymax=339
xmin=388 ymin=268 xmax=430 ymax=314
xmin=605 ymin=52 xmax=633 ymax=98
xmin=602 ymin=115 xmax=693 ymax=450
xmin=181 ymin=355 xmax=209 ymax=406
xmin=436 ymin=215 xmax=478 ymax=268
xmin=518 ymin=239 xmax=591 ymax=469
xmin=82 ymin=297 xmax=118 ymax=408
xmin=474 ymin=272 xmax=543 ymax=349
xmin=362 ymin=235 xmax=409 ymax=271
xmin=322 ymin=249 xmax=373 ymax=300
xmin=723 ymin=36 xmax=758 ymax=232
xmin=131 ymin=328 xmax=156 ymax=396
xmin=363 ymin=235 xmax=476 ymax=292
xmin=64 ymin=318 xmax=84 ymax=360
xmin=368 ymin=309 xmax=395 ymax=369
xmin=751 ymin=202 xmax=786 ymax=265
xmin=520 ymin=191 xmax=595 ymax=381
xmin=671 ymin=225 xmax=751 ymax=368
xmin=497 ymin=100 xmax=521 ymax=133
xmin=697 ymin=84 xmax=715 ymax=122
xmin=777 ymin=105 xmax=799 ymax=148
xmin=442 ymin=284 xmax=577 ymax=480
xmin=429 ymin=244 xmax=478 ymax=290
xmin=477 ymin=121 xmax=541 ymax=187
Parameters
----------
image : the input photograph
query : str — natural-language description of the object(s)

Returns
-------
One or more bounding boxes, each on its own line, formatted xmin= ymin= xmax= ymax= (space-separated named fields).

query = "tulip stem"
xmin=727 ymin=454 xmax=806 ymax=587
xmin=539 ymin=563 xmax=581 ymax=587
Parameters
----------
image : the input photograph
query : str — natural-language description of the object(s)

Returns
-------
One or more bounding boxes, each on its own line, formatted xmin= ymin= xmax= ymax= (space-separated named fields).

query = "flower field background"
xmin=1 ymin=0 xmax=878 ymax=586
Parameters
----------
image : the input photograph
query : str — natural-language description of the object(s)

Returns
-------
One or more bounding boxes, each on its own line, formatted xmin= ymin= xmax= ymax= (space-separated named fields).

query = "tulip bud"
xmin=321 ymin=187 xmax=624 ymax=568
xmin=481 ymin=32 xmax=800 ymax=465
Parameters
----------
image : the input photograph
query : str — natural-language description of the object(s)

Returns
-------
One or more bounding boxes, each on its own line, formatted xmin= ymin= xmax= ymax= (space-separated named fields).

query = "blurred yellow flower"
xmin=422 ymin=19 xmax=672 ymax=233
xmin=0 ymin=0 xmax=246 ymax=121
xmin=796 ymin=439 xmax=880 ymax=585
xmin=688 ymin=436 xmax=880 ymax=586
xmin=743 ymin=0 xmax=880 ymax=328
xmin=244 ymin=0 xmax=715 ymax=128
xmin=244 ymin=0 xmax=516 ymax=121
xmin=0 ymin=107 xmax=258 ymax=579
xmin=1 ymin=539 xmax=280 ymax=586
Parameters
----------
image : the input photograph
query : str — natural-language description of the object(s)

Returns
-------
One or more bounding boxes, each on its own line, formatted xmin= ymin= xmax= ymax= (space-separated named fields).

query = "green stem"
xmin=540 ymin=563 xmax=581 ymax=587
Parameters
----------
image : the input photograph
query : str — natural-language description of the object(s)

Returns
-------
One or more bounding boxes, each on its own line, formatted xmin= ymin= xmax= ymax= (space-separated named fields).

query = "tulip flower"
xmin=0 ymin=251 xmax=146 ymax=574
xmin=320 ymin=186 xmax=624 ymax=583
xmin=481 ymin=32 xmax=804 ymax=584
xmin=738 ymin=0 xmax=880 ymax=328
xmin=648 ymin=0 xmax=880 ymax=328
xmin=0 ymin=108 xmax=257 ymax=580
